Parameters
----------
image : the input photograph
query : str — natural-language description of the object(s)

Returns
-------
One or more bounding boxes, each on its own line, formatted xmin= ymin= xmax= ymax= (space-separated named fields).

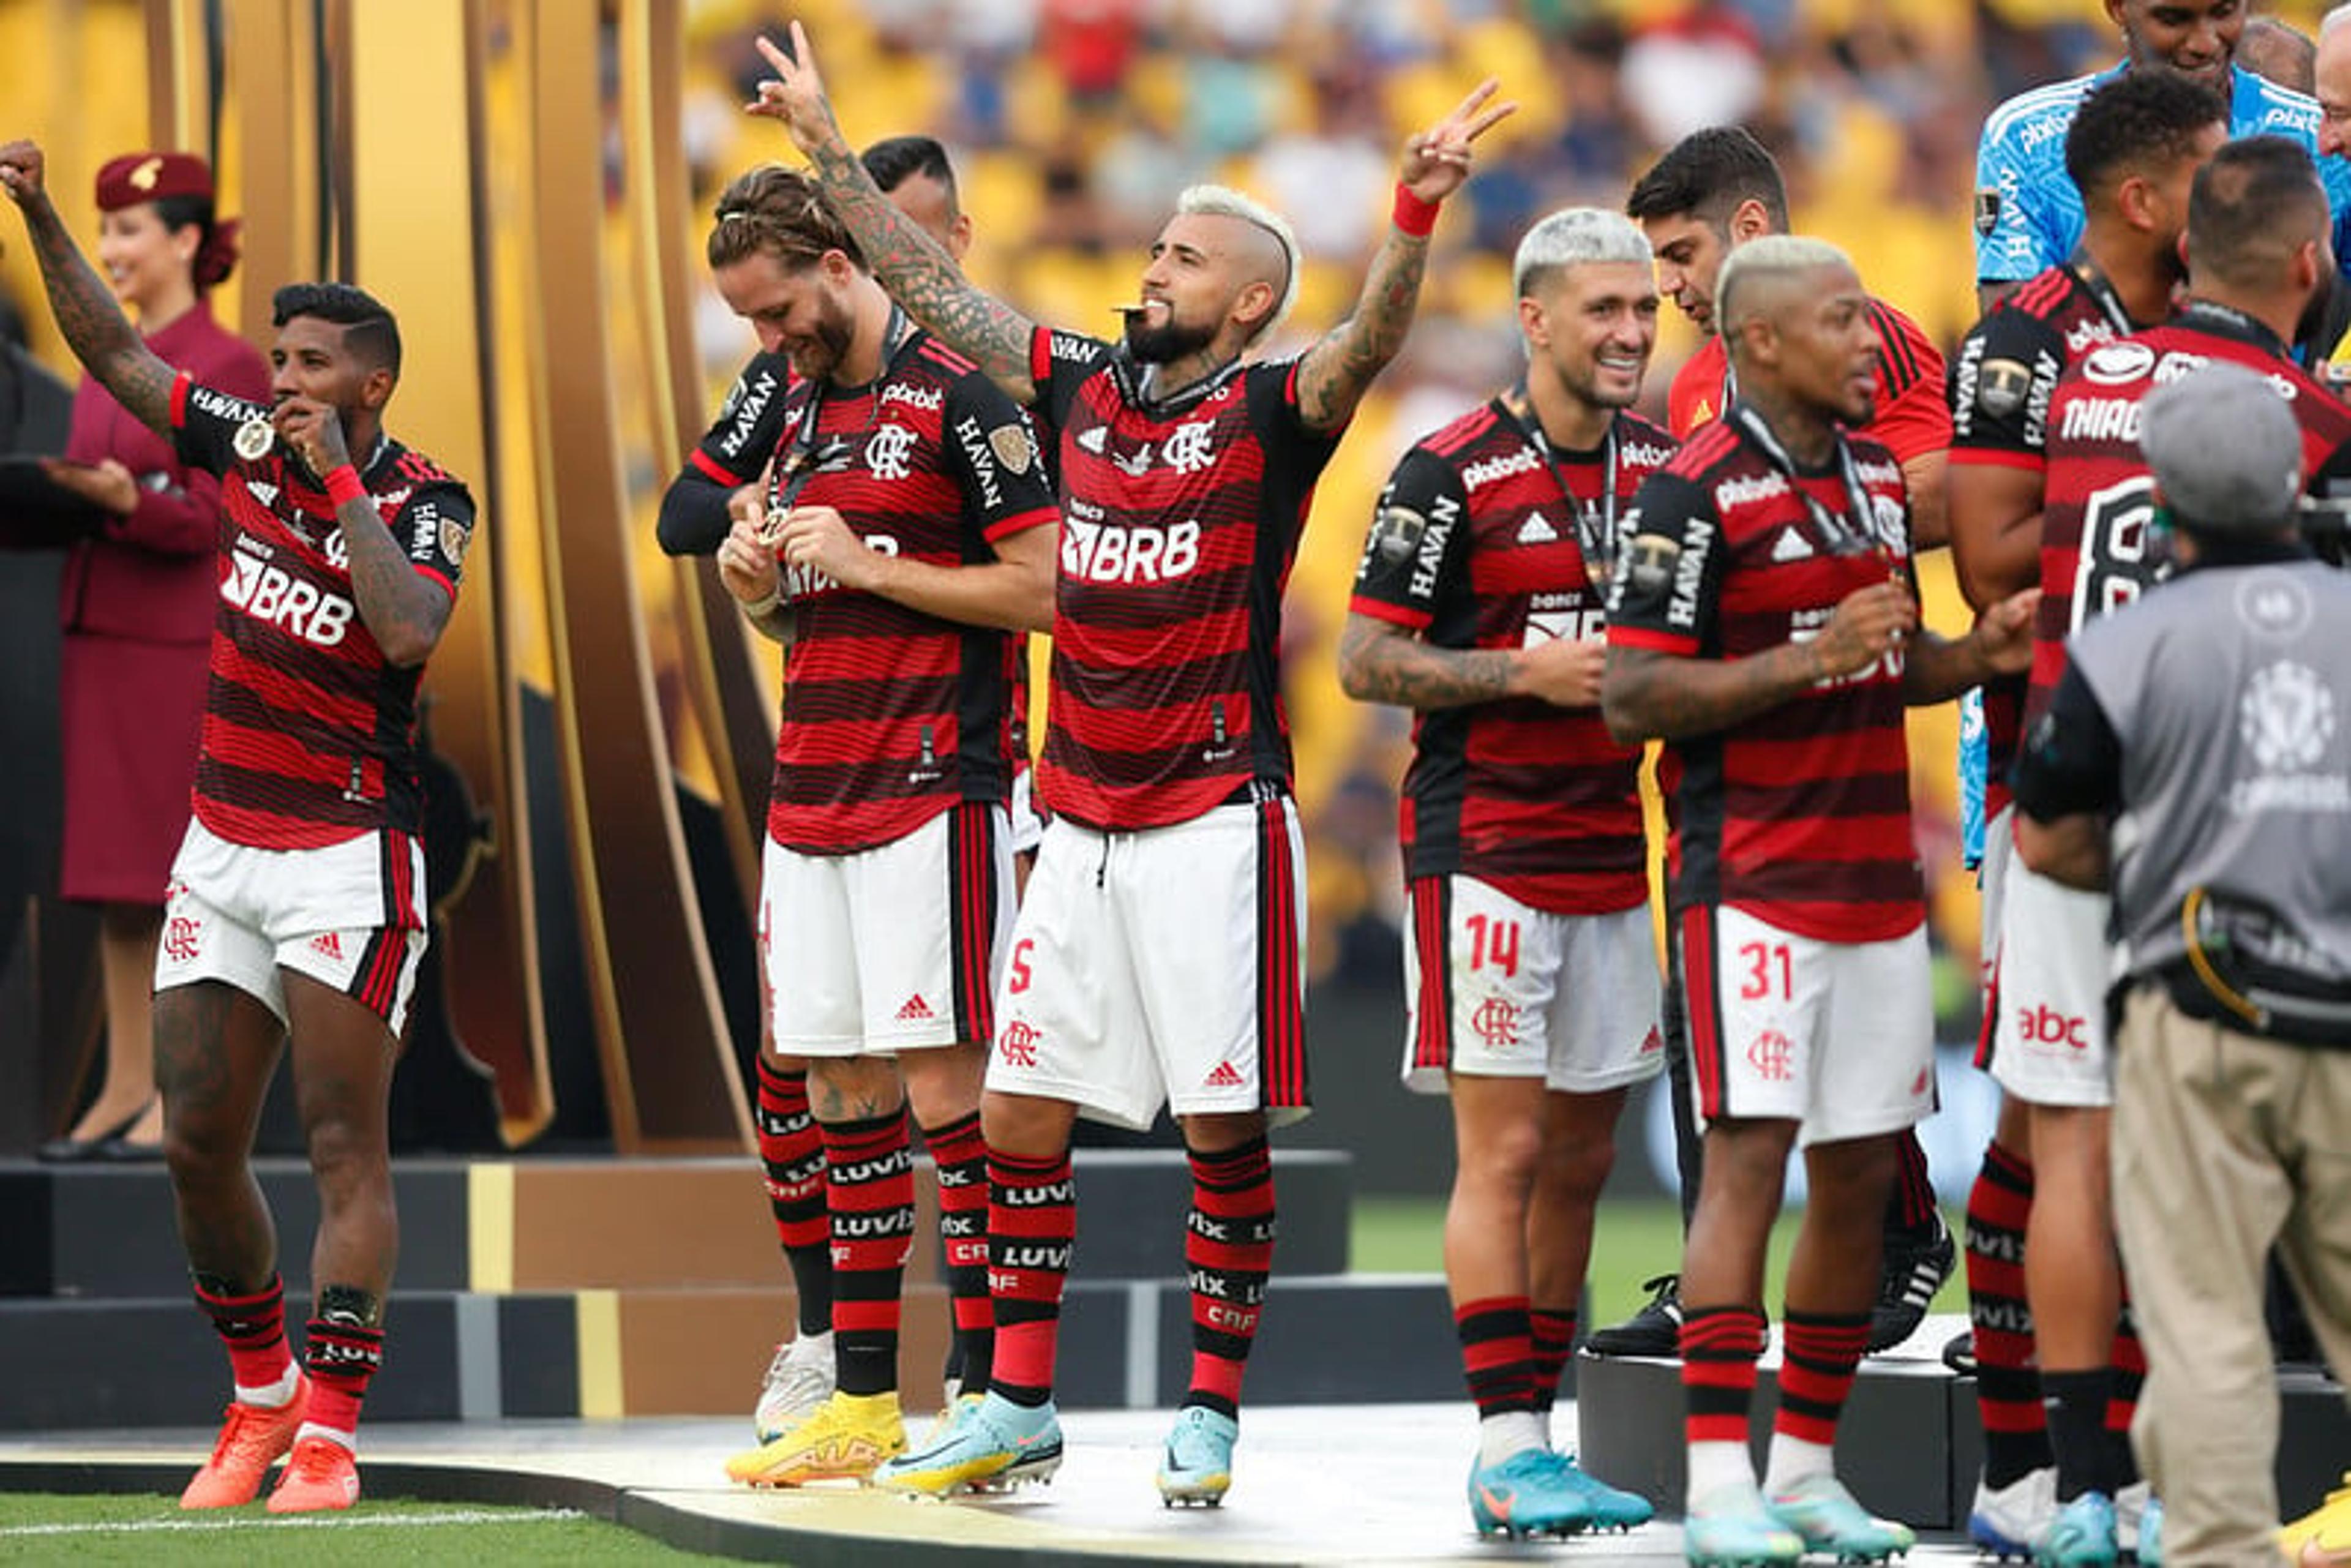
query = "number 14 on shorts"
xmin=1464 ymin=912 xmax=1520 ymax=978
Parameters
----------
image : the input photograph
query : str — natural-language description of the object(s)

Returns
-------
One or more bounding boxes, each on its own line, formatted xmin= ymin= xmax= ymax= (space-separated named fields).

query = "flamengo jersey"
xmin=1027 ymin=327 xmax=1342 ymax=830
xmin=169 ymin=374 xmax=473 ymax=852
xmin=1607 ymin=410 xmax=1925 ymax=942
xmin=1350 ymin=400 xmax=1674 ymax=913
xmin=766 ymin=331 xmax=1056 ymax=854
xmin=2031 ymin=304 xmax=2351 ymax=725
xmin=1668 ymin=299 xmax=1951 ymax=468
xmin=1974 ymin=64 xmax=2351 ymax=285
xmin=1949 ymin=260 xmax=2130 ymax=816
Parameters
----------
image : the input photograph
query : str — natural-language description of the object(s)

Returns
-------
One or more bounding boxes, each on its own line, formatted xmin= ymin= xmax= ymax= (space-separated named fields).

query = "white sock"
xmin=1477 ymin=1411 xmax=1545 ymax=1468
xmin=293 ymin=1422 xmax=355 ymax=1452
xmin=1763 ymin=1433 xmax=1836 ymax=1495
xmin=1686 ymin=1441 xmax=1755 ymax=1509
xmin=235 ymin=1364 xmax=302 ymax=1408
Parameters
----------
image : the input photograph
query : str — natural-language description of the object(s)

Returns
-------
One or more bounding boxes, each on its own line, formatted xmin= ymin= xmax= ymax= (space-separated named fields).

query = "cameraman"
xmin=2014 ymin=362 xmax=2351 ymax=1568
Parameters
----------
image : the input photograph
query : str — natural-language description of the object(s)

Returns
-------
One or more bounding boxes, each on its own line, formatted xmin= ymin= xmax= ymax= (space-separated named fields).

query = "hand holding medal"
xmin=271 ymin=396 xmax=351 ymax=479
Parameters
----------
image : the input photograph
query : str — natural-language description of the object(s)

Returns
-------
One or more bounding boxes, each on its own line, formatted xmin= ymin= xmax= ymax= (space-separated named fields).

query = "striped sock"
xmin=756 ymin=1060 xmax=833 ymax=1338
xmin=301 ymin=1308 xmax=384 ymax=1442
xmin=1528 ymin=1306 xmax=1577 ymax=1419
xmin=2107 ymin=1289 xmax=2145 ymax=1488
xmin=1681 ymin=1304 xmax=1767 ymax=1447
xmin=1456 ymin=1296 xmax=1537 ymax=1419
xmin=987 ymin=1148 xmax=1074 ymax=1408
xmin=1967 ymin=1139 xmax=2051 ymax=1487
xmin=1182 ymin=1137 xmax=1277 ymax=1417
xmin=194 ymin=1274 xmax=296 ymax=1403
xmin=820 ymin=1111 xmax=916 ymax=1397
xmin=922 ymin=1111 xmax=994 ymax=1396
xmin=1769 ymin=1310 xmax=1870 ymax=1482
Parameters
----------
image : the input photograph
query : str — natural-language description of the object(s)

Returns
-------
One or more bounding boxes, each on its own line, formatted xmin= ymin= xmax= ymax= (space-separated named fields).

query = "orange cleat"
xmin=266 ymin=1435 xmax=361 ymax=1514
xmin=179 ymin=1376 xmax=310 ymax=1509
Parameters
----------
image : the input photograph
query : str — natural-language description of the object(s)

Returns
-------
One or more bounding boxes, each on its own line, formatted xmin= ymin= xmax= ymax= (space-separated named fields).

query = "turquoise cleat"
xmin=871 ymin=1391 xmax=1062 ymax=1499
xmin=1685 ymin=1480 xmax=1807 ymax=1567
xmin=2034 ymin=1490 xmax=2120 ymax=1567
xmin=1551 ymin=1451 xmax=1654 ymax=1532
xmin=1156 ymin=1405 xmax=1238 ymax=1507
xmin=1765 ymin=1472 xmax=1916 ymax=1562
xmin=2131 ymin=1494 xmax=2161 ymax=1566
xmin=1466 ymin=1448 xmax=1595 ymax=1540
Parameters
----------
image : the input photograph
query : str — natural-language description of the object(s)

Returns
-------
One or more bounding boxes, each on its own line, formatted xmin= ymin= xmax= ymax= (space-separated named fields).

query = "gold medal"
xmin=232 ymin=415 xmax=275 ymax=462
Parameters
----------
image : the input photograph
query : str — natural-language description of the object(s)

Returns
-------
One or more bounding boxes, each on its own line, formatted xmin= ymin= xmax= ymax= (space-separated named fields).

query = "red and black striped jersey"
xmin=1948 ymin=260 xmax=2134 ymax=816
xmin=692 ymin=347 xmax=793 ymax=489
xmin=2033 ymin=304 xmax=2351 ymax=726
xmin=765 ymin=331 xmax=1056 ymax=854
xmin=1607 ymin=410 xmax=1925 ymax=942
xmin=169 ymin=373 xmax=473 ymax=852
xmin=1026 ymin=327 xmax=1343 ymax=831
xmin=1668 ymin=297 xmax=1952 ymax=470
xmin=1350 ymin=399 xmax=1675 ymax=913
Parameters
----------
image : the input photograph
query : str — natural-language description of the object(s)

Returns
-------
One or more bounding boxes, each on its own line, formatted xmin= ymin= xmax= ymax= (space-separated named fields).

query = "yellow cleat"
xmin=724 ymin=1390 xmax=906 ymax=1487
xmin=2283 ymin=1473 xmax=2351 ymax=1566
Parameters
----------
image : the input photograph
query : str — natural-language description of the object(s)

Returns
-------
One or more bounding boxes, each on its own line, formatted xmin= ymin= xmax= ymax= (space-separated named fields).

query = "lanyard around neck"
xmin=1730 ymin=400 xmax=1889 ymax=563
xmin=1499 ymin=385 xmax=1619 ymax=588
xmin=770 ymin=305 xmax=913 ymax=518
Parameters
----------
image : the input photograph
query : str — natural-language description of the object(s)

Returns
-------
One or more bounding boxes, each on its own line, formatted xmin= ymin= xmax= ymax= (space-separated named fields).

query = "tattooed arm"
xmin=0 ymin=140 xmax=179 ymax=434
xmin=744 ymin=27 xmax=1038 ymax=403
xmin=1340 ymin=613 xmax=1604 ymax=709
xmin=276 ymin=397 xmax=454 ymax=667
xmin=1294 ymin=82 xmax=1513 ymax=436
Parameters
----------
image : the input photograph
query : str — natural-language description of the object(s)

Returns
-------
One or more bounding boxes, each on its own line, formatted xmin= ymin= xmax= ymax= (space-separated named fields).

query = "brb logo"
xmin=1745 ymin=1028 xmax=1794 ymax=1082
xmin=222 ymin=548 xmax=355 ymax=647
xmin=999 ymin=1019 xmax=1041 ymax=1068
xmin=2015 ymin=1005 xmax=2088 ymax=1051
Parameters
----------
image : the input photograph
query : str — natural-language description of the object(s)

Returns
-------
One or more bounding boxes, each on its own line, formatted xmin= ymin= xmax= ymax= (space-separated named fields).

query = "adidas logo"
xmin=247 ymin=481 xmax=280 ymax=508
xmin=309 ymin=932 xmax=345 ymax=961
xmin=1516 ymin=510 xmax=1559 ymax=545
xmin=895 ymin=994 xmax=935 ymax=1022
xmin=1638 ymin=1026 xmax=1664 ymax=1055
xmin=1769 ymin=528 xmax=1815 ymax=563
xmin=1203 ymin=1060 xmax=1245 ymax=1089
xmin=1077 ymin=426 xmax=1108 ymax=454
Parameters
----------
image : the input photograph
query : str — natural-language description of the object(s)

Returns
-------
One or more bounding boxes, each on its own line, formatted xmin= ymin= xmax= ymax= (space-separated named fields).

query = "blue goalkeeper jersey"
xmin=1975 ymin=63 xmax=2351 ymax=285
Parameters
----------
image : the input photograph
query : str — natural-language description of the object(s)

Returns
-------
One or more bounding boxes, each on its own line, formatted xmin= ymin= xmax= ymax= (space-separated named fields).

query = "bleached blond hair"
xmin=1175 ymin=183 xmax=1302 ymax=345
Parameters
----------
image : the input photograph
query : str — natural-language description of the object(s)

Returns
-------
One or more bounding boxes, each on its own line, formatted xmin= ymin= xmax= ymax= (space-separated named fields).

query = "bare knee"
xmin=810 ymin=1054 xmax=907 ymax=1122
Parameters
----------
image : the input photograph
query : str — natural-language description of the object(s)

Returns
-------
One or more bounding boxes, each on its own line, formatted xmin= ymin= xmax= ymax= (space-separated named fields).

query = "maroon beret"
xmin=94 ymin=151 xmax=215 ymax=212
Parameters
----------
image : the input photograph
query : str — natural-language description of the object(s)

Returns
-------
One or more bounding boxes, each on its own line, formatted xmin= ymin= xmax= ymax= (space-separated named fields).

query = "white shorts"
xmin=1987 ymin=837 xmax=2115 ymax=1108
xmin=761 ymin=801 xmax=1014 ymax=1056
xmin=1010 ymin=765 xmax=1044 ymax=858
xmin=1678 ymin=904 xmax=1935 ymax=1146
xmin=1400 ymin=877 xmax=1664 ymax=1095
xmin=989 ymin=795 xmax=1310 ymax=1131
xmin=1973 ymin=803 xmax=2017 ymax=1069
xmin=156 ymin=818 xmax=427 ymax=1034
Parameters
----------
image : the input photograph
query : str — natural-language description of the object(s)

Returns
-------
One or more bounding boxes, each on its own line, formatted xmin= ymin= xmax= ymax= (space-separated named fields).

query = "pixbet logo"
xmin=2015 ymin=1005 xmax=2088 ymax=1051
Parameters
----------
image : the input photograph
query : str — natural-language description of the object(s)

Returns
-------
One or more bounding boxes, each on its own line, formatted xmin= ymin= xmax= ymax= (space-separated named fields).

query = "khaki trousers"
xmin=2111 ymin=985 xmax=2351 ymax=1567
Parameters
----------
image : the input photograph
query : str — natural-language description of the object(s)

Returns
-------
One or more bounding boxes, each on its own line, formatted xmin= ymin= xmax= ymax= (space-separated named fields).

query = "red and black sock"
xmin=1182 ymin=1136 xmax=1276 ymax=1419
xmin=193 ymin=1273 xmax=294 ymax=1395
xmin=302 ymin=1299 xmax=386 ymax=1441
xmin=988 ymin=1148 xmax=1075 ymax=1408
xmin=820 ymin=1110 xmax=915 ymax=1397
xmin=1681 ymin=1305 xmax=1768 ymax=1447
xmin=1528 ymin=1307 xmax=1577 ymax=1417
xmin=1772 ymin=1310 xmax=1870 ymax=1448
xmin=1885 ymin=1128 xmax=1941 ymax=1240
xmin=756 ymin=1060 xmax=832 ymax=1338
xmin=2107 ymin=1289 xmax=2144 ymax=1488
xmin=922 ymin=1111 xmax=994 ymax=1397
xmin=1966 ymin=1139 xmax=2050 ymax=1487
xmin=1456 ymin=1296 xmax=1536 ymax=1419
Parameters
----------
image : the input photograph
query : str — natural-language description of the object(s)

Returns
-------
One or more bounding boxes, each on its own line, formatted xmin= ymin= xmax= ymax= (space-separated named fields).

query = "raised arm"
xmin=1294 ymin=82 xmax=1515 ymax=436
xmin=275 ymin=398 xmax=454 ymax=668
xmin=746 ymin=26 xmax=1038 ymax=403
xmin=0 ymin=140 xmax=179 ymax=435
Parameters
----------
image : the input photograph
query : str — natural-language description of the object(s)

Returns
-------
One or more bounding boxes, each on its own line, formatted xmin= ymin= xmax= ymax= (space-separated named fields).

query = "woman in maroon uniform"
xmin=33 ymin=151 xmax=266 ymax=1160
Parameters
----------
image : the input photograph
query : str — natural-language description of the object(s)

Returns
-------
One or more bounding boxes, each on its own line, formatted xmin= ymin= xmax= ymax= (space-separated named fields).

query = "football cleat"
xmin=872 ymin=1392 xmax=1062 ymax=1498
xmin=1766 ymin=1472 xmax=1916 ymax=1562
xmin=726 ymin=1390 xmax=906 ymax=1487
xmin=753 ymin=1330 xmax=836 ymax=1444
xmin=1869 ymin=1211 xmax=1957 ymax=1354
xmin=179 ymin=1376 xmax=310 ymax=1510
xmin=1586 ymin=1274 xmax=1689 ymax=1358
xmin=2033 ymin=1489 xmax=2118 ymax=1567
xmin=1155 ymin=1405 xmax=1237 ymax=1507
xmin=266 ymin=1435 xmax=359 ymax=1514
xmin=1970 ymin=1466 xmax=2057 ymax=1560
xmin=1466 ymin=1447 xmax=1593 ymax=1540
xmin=1686 ymin=1480 xmax=1807 ymax=1567
xmin=1553 ymin=1450 xmax=1654 ymax=1532
xmin=2283 ymin=1472 xmax=2351 ymax=1566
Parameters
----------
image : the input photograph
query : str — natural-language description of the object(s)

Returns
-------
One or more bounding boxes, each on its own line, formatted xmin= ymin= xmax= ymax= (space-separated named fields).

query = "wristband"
xmin=324 ymin=465 xmax=367 ymax=508
xmin=1392 ymin=184 xmax=1439 ymax=238
xmin=741 ymin=590 xmax=782 ymax=618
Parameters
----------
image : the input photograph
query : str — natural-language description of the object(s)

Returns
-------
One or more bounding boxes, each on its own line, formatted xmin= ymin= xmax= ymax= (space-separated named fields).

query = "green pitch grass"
xmin=0 ymin=1493 xmax=736 ymax=1565
xmin=1351 ymin=1195 xmax=1967 ymax=1327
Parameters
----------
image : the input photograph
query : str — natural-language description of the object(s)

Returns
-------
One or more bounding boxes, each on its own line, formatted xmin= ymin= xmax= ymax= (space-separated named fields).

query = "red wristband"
xmin=1392 ymin=183 xmax=1439 ymax=238
xmin=324 ymin=465 xmax=367 ymax=508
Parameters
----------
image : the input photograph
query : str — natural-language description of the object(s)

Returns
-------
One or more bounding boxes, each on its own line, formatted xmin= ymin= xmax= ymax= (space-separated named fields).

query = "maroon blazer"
xmin=59 ymin=299 xmax=269 ymax=643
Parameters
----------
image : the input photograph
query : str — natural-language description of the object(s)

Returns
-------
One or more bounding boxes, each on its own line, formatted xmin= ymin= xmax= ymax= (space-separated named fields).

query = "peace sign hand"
xmin=1399 ymin=80 xmax=1517 ymax=204
xmin=746 ymin=22 xmax=842 ymax=156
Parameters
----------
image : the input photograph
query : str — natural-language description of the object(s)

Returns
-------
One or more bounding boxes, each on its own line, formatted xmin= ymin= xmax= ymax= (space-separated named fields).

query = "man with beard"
xmin=697 ymin=163 xmax=1059 ymax=1490
xmin=1603 ymin=236 xmax=2039 ymax=1568
xmin=656 ymin=133 xmax=1019 ymax=1450
xmin=1974 ymin=0 xmax=2351 ymax=313
xmin=1941 ymin=69 xmax=2226 ymax=1561
xmin=743 ymin=20 xmax=1510 ymax=1506
xmin=0 ymin=140 xmax=474 ymax=1514
xmin=1338 ymin=208 xmax=1670 ymax=1542
xmin=2001 ymin=133 xmax=2351 ymax=1566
